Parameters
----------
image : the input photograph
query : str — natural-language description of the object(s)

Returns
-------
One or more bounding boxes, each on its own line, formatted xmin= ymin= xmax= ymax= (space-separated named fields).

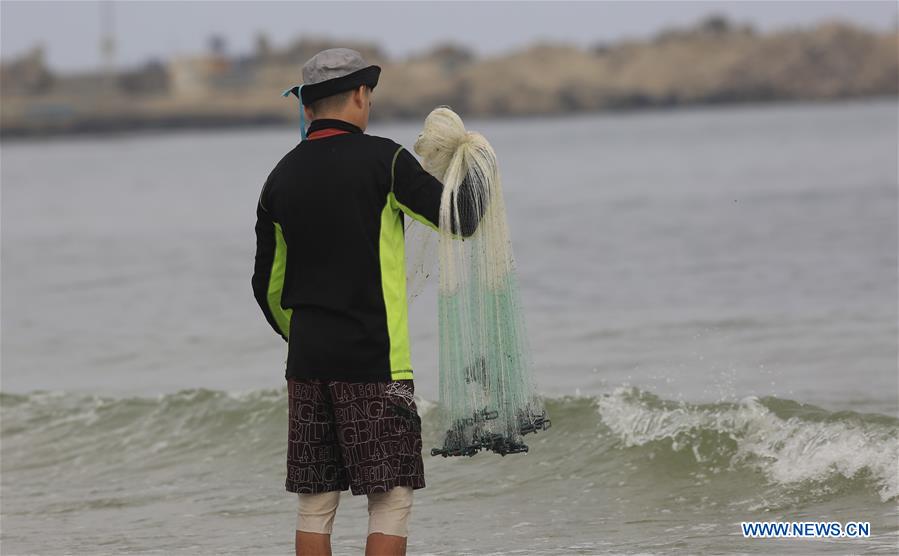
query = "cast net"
xmin=412 ymin=107 xmax=550 ymax=457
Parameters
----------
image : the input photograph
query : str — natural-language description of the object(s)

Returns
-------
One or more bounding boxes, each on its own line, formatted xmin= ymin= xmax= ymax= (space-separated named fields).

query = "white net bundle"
xmin=413 ymin=107 xmax=550 ymax=457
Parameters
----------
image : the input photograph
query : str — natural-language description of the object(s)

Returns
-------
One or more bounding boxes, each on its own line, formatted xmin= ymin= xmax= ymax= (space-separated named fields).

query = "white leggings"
xmin=296 ymin=486 xmax=413 ymax=538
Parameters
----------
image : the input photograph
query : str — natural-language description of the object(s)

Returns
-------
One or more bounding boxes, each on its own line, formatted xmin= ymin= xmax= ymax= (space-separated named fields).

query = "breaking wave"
xmin=2 ymin=386 xmax=896 ymax=503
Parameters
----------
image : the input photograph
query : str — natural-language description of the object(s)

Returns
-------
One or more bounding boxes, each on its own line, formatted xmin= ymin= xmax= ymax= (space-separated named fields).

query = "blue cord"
xmin=281 ymin=85 xmax=306 ymax=140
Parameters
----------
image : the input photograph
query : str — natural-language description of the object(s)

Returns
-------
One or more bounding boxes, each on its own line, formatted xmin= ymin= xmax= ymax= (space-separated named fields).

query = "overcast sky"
xmin=2 ymin=1 xmax=896 ymax=73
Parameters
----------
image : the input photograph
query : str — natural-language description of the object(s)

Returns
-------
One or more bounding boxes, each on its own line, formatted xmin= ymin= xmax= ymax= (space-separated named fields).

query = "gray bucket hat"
xmin=299 ymin=48 xmax=381 ymax=105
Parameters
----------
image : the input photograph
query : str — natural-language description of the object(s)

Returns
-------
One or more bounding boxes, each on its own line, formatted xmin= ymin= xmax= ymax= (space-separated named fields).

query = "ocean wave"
xmin=595 ymin=386 xmax=899 ymax=502
xmin=2 ymin=386 xmax=896 ymax=503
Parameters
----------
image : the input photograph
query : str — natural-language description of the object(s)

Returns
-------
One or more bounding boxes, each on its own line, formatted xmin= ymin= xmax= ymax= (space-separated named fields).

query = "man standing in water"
xmin=252 ymin=48 xmax=482 ymax=556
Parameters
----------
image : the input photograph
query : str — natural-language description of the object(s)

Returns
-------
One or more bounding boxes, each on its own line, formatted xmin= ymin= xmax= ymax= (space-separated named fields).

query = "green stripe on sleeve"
xmin=389 ymin=193 xmax=439 ymax=231
xmin=379 ymin=196 xmax=414 ymax=379
xmin=267 ymin=222 xmax=293 ymax=338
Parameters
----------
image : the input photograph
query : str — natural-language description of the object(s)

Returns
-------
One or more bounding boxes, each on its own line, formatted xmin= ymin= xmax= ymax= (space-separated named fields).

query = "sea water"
xmin=2 ymin=98 xmax=896 ymax=554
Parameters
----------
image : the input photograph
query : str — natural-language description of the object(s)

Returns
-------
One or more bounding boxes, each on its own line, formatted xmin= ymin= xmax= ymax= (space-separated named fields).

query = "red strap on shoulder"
xmin=307 ymin=129 xmax=351 ymax=140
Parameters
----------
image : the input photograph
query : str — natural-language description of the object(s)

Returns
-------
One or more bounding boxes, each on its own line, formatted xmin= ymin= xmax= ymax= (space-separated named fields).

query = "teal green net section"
xmin=434 ymin=261 xmax=548 ymax=457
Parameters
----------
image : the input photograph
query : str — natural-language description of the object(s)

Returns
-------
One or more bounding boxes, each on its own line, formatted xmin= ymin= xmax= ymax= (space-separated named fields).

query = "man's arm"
xmin=389 ymin=146 xmax=488 ymax=237
xmin=251 ymin=191 xmax=291 ymax=342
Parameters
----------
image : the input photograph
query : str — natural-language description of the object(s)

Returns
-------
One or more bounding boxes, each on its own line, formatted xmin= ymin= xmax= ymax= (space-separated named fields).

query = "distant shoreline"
xmin=1 ymin=94 xmax=893 ymax=143
xmin=3 ymin=17 xmax=895 ymax=141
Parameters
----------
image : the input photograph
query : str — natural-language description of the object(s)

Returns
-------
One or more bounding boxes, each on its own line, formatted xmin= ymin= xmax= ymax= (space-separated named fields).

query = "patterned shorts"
xmin=286 ymin=378 xmax=426 ymax=496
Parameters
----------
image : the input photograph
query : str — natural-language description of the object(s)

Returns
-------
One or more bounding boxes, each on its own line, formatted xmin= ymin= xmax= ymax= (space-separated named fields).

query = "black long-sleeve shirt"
xmin=252 ymin=118 xmax=486 ymax=382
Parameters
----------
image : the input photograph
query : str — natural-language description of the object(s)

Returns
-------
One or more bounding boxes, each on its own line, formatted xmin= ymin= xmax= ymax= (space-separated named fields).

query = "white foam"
xmin=597 ymin=387 xmax=899 ymax=501
xmin=414 ymin=395 xmax=438 ymax=418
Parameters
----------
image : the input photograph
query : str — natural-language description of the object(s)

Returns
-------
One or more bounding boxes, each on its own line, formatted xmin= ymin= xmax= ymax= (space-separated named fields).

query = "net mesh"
xmin=403 ymin=216 xmax=438 ymax=304
xmin=412 ymin=107 xmax=550 ymax=457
